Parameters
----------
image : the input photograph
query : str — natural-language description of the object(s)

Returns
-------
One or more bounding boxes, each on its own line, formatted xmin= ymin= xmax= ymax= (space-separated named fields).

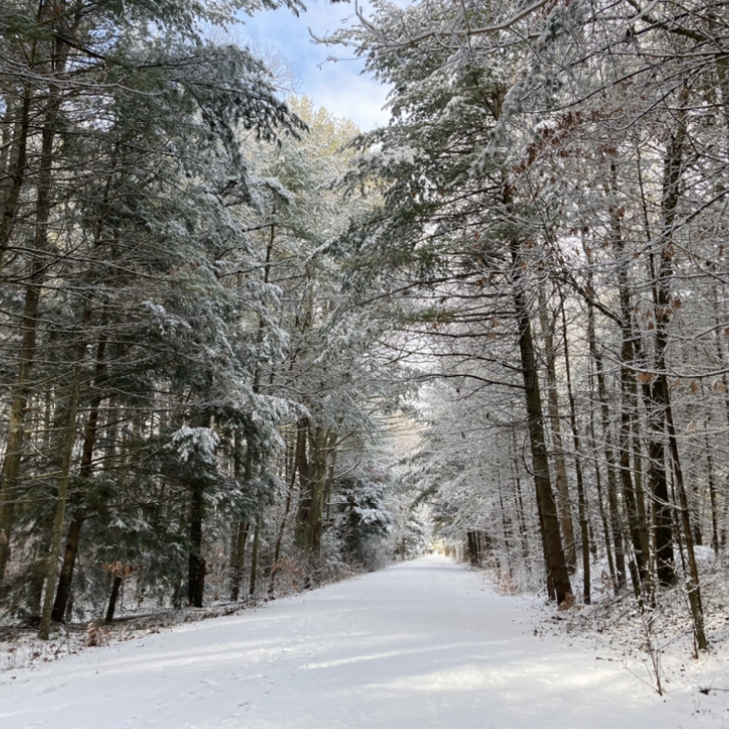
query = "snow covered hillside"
xmin=1 ymin=556 xmax=724 ymax=728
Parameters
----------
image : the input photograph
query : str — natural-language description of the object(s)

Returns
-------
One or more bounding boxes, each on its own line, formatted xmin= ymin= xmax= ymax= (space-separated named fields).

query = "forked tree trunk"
xmin=295 ymin=421 xmax=332 ymax=567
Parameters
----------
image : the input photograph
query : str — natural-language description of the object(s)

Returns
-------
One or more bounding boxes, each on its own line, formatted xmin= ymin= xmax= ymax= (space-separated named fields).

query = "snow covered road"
xmin=0 ymin=556 xmax=706 ymax=728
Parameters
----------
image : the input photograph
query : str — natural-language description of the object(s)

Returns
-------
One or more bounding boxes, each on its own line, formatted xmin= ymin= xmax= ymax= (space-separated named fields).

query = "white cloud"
xmin=235 ymin=0 xmax=394 ymax=130
xmin=306 ymin=61 xmax=392 ymax=130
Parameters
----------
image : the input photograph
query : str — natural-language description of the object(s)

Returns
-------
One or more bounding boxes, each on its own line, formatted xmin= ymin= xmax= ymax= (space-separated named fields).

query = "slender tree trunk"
xmin=666 ymin=400 xmax=707 ymax=650
xmin=703 ymin=413 xmax=720 ymax=554
xmin=0 ymin=281 xmax=41 ymax=585
xmin=647 ymin=92 xmax=706 ymax=650
xmin=52 ymin=334 xmax=107 ymax=621
xmin=269 ymin=428 xmax=300 ymax=595
xmin=0 ymin=85 xmax=31 ymax=275
xmin=508 ymin=232 xmax=571 ymax=604
xmin=509 ymin=425 xmax=531 ymax=566
xmin=105 ymin=575 xmax=123 ymax=623
xmin=248 ymin=515 xmax=261 ymax=597
xmin=229 ymin=520 xmax=250 ymax=601
xmin=559 ymin=290 xmax=591 ymax=603
xmin=51 ymin=517 xmax=83 ymax=622
xmin=538 ymin=283 xmax=576 ymax=572
xmin=188 ymin=478 xmax=206 ymax=608
xmin=0 ymin=117 xmax=53 ymax=585
xmin=497 ymin=477 xmax=513 ymax=576
xmin=607 ymin=165 xmax=651 ymax=587
xmin=228 ymin=428 xmax=248 ymax=602
xmin=39 ymin=369 xmax=82 ymax=639
xmin=588 ymin=366 xmax=616 ymax=586
xmin=0 ymin=12 xmax=72 ymax=587
xmin=587 ymin=296 xmax=627 ymax=589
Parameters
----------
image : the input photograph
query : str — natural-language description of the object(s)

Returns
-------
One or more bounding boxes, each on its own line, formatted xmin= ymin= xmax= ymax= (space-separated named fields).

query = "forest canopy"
xmin=1 ymin=0 xmax=728 ymax=660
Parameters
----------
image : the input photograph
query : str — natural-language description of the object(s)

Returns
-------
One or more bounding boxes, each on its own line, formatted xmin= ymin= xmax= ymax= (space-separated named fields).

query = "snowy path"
xmin=0 ymin=556 xmax=706 ymax=728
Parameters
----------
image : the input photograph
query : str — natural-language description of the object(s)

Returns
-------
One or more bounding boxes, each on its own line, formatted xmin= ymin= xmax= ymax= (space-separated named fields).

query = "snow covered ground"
xmin=1 ymin=555 xmax=726 ymax=728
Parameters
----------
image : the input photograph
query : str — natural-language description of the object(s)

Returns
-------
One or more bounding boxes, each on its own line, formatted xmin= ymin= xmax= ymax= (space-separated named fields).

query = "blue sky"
xmin=233 ymin=1 xmax=393 ymax=130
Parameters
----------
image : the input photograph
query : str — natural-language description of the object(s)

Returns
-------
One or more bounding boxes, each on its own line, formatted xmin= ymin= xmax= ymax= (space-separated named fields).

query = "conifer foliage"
xmin=0 ymin=0 xmax=401 ymax=633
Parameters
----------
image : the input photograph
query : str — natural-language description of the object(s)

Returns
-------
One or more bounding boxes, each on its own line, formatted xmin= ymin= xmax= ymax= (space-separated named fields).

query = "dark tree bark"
xmin=586 ymin=293 xmax=627 ymax=590
xmin=52 ymin=334 xmax=107 ymax=621
xmin=229 ymin=520 xmax=250 ymax=602
xmin=188 ymin=479 xmax=206 ymax=608
xmin=105 ymin=575 xmax=123 ymax=623
xmin=559 ymin=290 xmax=591 ymax=603
xmin=509 ymin=232 xmax=572 ymax=604
xmin=538 ymin=284 xmax=576 ymax=573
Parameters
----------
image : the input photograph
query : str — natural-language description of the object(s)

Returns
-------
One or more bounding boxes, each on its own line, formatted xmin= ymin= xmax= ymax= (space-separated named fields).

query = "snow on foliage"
xmin=168 ymin=426 xmax=220 ymax=464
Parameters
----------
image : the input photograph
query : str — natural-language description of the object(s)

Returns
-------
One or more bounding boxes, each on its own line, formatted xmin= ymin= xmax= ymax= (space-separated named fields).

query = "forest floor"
xmin=1 ymin=554 xmax=728 ymax=728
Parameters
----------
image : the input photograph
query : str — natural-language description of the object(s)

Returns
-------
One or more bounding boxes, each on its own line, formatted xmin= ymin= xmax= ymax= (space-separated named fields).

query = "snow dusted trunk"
xmin=537 ymin=282 xmax=576 ymax=573
xmin=559 ymin=291 xmax=591 ymax=603
xmin=648 ymin=100 xmax=706 ymax=650
xmin=606 ymin=158 xmax=651 ymax=592
xmin=507 ymin=218 xmax=571 ymax=604
xmin=585 ymin=280 xmax=627 ymax=591
xmin=295 ymin=420 xmax=333 ymax=579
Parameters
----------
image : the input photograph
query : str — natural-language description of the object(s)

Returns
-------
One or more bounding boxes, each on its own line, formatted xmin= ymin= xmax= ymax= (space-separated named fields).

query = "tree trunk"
xmin=188 ymin=478 xmax=205 ymax=607
xmin=559 ymin=290 xmax=591 ymax=603
xmin=647 ymin=92 xmax=706 ymax=650
xmin=229 ymin=520 xmax=249 ymax=602
xmin=0 ymin=12 xmax=71 ymax=587
xmin=248 ymin=516 xmax=261 ymax=597
xmin=587 ymin=296 xmax=627 ymax=589
xmin=588 ymin=369 xmax=616 ymax=586
xmin=509 ymin=234 xmax=571 ymax=604
xmin=39 ymin=369 xmax=82 ymax=639
xmin=295 ymin=421 xmax=331 ymax=565
xmin=105 ymin=575 xmax=123 ymax=623
xmin=538 ymin=283 xmax=576 ymax=572
xmin=0 ymin=84 xmax=31 ymax=274
xmin=703 ymin=414 xmax=720 ymax=554
xmin=269 ymin=429 xmax=300 ymax=595
xmin=52 ymin=334 xmax=107 ymax=621
xmin=0 ymin=279 xmax=40 ymax=585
